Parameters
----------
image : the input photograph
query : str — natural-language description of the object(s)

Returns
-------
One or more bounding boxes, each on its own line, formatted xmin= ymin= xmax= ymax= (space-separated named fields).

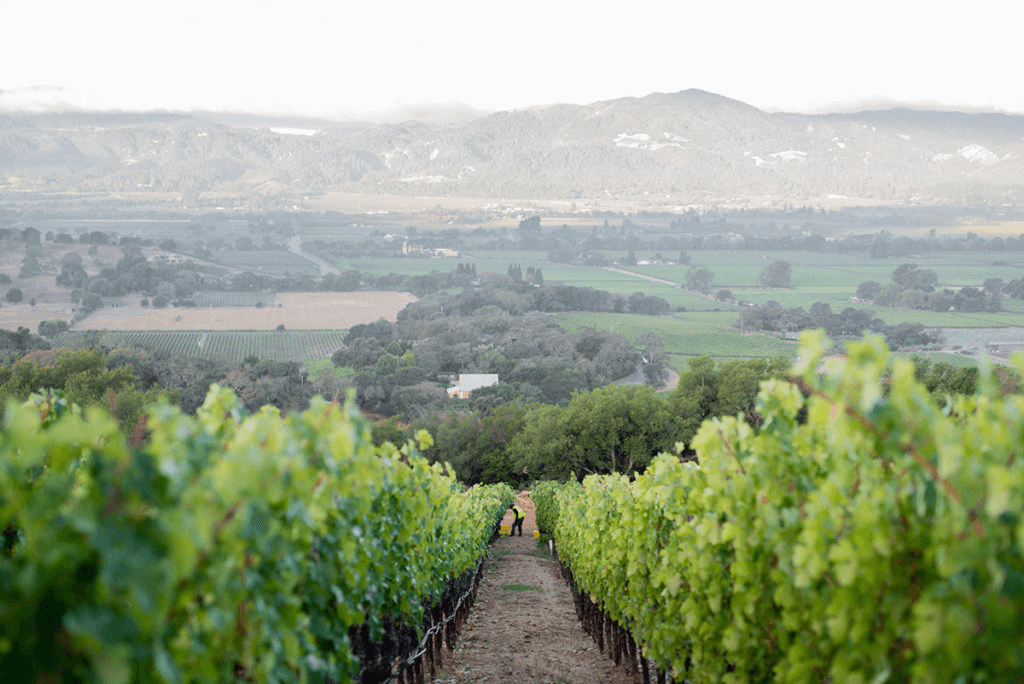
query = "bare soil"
xmin=434 ymin=493 xmax=635 ymax=684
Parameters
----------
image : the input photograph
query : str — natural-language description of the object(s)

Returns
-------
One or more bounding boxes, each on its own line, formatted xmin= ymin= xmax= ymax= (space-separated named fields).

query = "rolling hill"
xmin=2 ymin=90 xmax=1022 ymax=207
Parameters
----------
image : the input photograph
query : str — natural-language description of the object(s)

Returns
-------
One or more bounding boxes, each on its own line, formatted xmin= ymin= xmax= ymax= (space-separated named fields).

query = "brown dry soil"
xmin=433 ymin=495 xmax=636 ymax=684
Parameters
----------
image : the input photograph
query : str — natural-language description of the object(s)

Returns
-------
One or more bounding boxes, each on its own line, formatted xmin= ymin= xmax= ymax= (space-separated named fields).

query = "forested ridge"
xmin=5 ymin=94 xmax=1024 ymax=203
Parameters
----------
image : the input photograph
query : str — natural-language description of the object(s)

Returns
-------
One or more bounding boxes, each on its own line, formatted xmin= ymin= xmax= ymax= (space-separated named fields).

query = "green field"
xmin=557 ymin=312 xmax=797 ymax=367
xmin=628 ymin=250 xmax=1024 ymax=290
xmin=335 ymin=256 xmax=463 ymax=277
xmin=303 ymin=357 xmax=354 ymax=381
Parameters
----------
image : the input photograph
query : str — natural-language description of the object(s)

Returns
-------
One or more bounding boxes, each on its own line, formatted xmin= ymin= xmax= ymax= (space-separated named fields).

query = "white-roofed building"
xmin=446 ymin=374 xmax=499 ymax=399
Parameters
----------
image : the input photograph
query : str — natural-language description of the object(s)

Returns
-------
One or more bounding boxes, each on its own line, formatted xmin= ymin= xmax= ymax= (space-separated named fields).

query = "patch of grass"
xmin=532 ymin=535 xmax=556 ymax=559
xmin=557 ymin=311 xmax=797 ymax=359
xmin=304 ymin=357 xmax=353 ymax=381
xmin=891 ymin=351 xmax=986 ymax=368
xmin=864 ymin=307 xmax=1024 ymax=328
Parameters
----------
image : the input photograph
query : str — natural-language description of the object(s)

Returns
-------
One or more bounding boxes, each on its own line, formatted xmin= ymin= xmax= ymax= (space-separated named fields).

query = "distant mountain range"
xmin=2 ymin=90 xmax=1022 ymax=207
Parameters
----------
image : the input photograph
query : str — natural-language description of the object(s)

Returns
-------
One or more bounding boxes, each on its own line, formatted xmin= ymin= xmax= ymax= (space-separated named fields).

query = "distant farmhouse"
xmin=987 ymin=341 xmax=1024 ymax=354
xmin=402 ymin=242 xmax=458 ymax=258
xmin=147 ymin=253 xmax=187 ymax=264
xmin=447 ymin=374 xmax=499 ymax=399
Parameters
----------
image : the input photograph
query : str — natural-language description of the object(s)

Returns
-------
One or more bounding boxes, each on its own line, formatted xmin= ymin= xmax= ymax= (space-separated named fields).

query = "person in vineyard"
xmin=509 ymin=503 xmax=525 ymax=536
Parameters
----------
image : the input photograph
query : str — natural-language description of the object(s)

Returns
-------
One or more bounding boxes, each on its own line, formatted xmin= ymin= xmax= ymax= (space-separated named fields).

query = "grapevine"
xmin=0 ymin=386 xmax=512 ymax=683
xmin=550 ymin=331 xmax=1024 ymax=683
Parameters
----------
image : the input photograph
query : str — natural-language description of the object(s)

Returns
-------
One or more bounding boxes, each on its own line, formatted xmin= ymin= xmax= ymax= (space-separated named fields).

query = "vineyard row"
xmin=50 ymin=329 xmax=348 ymax=362
xmin=1 ymin=385 xmax=515 ymax=683
xmin=534 ymin=332 xmax=1024 ymax=684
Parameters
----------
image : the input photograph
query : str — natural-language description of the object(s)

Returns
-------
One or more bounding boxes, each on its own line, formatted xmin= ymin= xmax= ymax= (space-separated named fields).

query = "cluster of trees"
xmin=41 ymin=232 xmax=465 ymax=312
xmin=856 ymin=264 xmax=1002 ymax=313
xmin=417 ymin=350 xmax=1023 ymax=486
xmin=14 ymin=218 xmax=294 ymax=257
xmin=0 ymin=227 xmax=120 ymax=249
xmin=739 ymin=301 xmax=938 ymax=350
xmin=219 ymin=356 xmax=316 ymax=415
xmin=64 ymin=244 xmax=213 ymax=313
xmin=758 ymin=260 xmax=792 ymax=288
xmin=910 ymin=355 xmax=1020 ymax=399
xmin=418 ymin=356 xmax=790 ymax=485
xmin=0 ymin=341 xmax=323 ymax=430
xmin=400 ymin=277 xmax=672 ymax=318
xmin=686 ymin=267 xmax=715 ymax=293
xmin=0 ymin=348 xmax=170 ymax=431
xmin=37 ymin=320 xmax=69 ymax=337
xmin=328 ymin=278 xmax=675 ymax=418
xmin=331 ymin=304 xmax=646 ymax=416
xmin=0 ymin=327 xmax=50 ymax=363
xmin=0 ymin=324 xmax=1017 ymax=489
xmin=506 ymin=263 xmax=543 ymax=284
xmin=14 ymin=228 xmax=44 ymax=280
xmin=994 ymin=276 xmax=1024 ymax=303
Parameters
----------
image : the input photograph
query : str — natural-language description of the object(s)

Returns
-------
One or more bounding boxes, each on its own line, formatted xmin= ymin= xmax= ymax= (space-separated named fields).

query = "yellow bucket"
xmin=500 ymin=524 xmax=510 ymax=533
xmin=533 ymin=530 xmax=540 ymax=538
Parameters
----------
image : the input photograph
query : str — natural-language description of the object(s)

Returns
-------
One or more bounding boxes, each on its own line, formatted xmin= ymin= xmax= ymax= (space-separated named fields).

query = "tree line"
xmin=408 ymin=356 xmax=786 ymax=486
xmin=855 ymin=263 xmax=1005 ymax=312
xmin=0 ymin=341 xmax=321 ymax=433
xmin=331 ymin=307 xmax=653 ymax=417
xmin=411 ymin=350 xmax=1020 ymax=486
xmin=0 ymin=325 xmax=1016 ymax=487
xmin=738 ymin=302 xmax=939 ymax=350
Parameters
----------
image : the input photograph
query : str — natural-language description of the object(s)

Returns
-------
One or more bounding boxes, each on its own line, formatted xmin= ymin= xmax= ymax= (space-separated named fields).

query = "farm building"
xmin=402 ymin=242 xmax=459 ymax=258
xmin=987 ymin=341 xmax=1024 ymax=354
xmin=447 ymin=374 xmax=499 ymax=399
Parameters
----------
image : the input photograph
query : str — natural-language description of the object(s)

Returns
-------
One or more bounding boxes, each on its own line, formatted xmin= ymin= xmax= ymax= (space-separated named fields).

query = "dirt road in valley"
xmin=434 ymin=493 xmax=637 ymax=683
xmin=601 ymin=266 xmax=678 ymax=287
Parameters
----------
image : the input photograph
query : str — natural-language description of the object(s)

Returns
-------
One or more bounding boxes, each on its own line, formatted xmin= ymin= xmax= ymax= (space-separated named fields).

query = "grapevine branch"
xmin=715 ymin=427 xmax=746 ymax=476
xmin=790 ymin=376 xmax=985 ymax=538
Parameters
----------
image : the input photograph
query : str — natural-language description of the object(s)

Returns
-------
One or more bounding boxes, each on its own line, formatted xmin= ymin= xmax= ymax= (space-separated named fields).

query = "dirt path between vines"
xmin=434 ymin=493 xmax=635 ymax=684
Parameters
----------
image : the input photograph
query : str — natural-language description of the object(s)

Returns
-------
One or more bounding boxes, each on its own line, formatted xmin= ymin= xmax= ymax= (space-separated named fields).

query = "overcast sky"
xmin=2 ymin=0 xmax=1022 ymax=120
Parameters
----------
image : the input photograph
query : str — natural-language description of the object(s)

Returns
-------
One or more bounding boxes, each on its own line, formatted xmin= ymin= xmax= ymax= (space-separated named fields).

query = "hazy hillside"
xmin=2 ymin=90 xmax=1022 ymax=206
